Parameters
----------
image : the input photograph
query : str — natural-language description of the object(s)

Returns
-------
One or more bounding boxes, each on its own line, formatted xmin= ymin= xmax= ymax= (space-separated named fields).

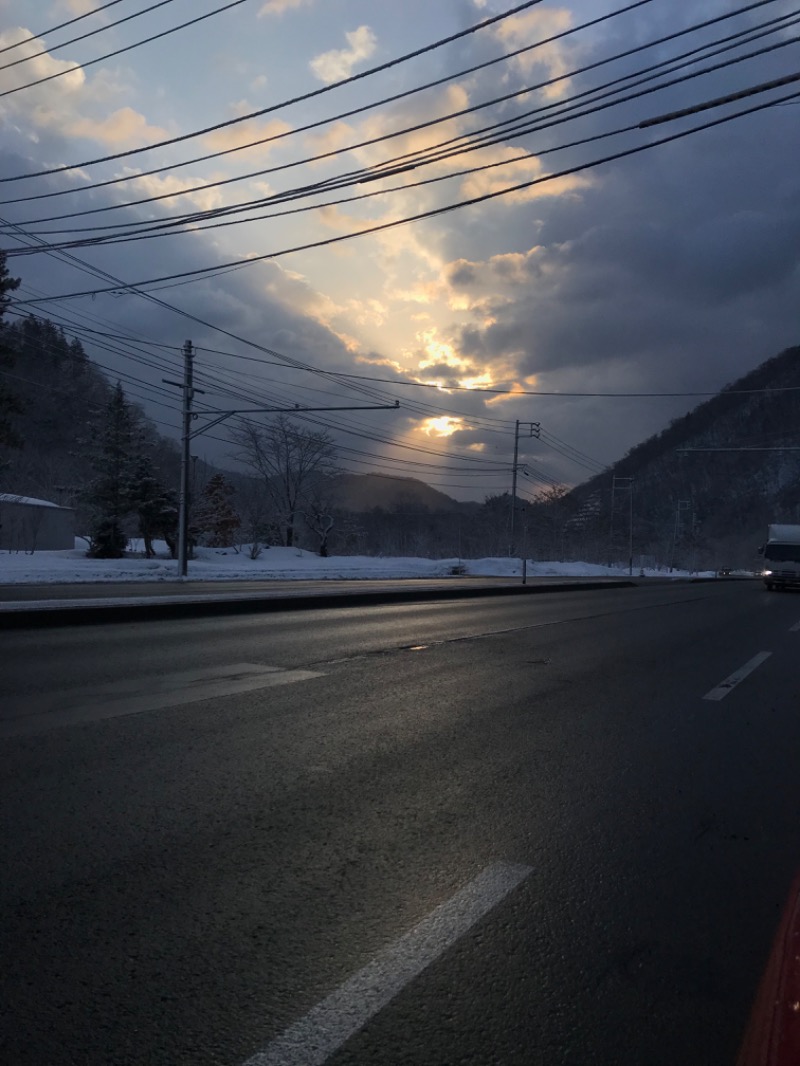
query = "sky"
xmin=0 ymin=0 xmax=798 ymax=503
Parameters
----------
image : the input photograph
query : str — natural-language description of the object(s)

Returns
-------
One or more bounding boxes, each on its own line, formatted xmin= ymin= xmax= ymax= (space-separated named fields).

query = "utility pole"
xmin=177 ymin=340 xmax=193 ymax=578
xmin=509 ymin=420 xmax=540 ymax=557
xmin=164 ymin=345 xmax=400 ymax=576
xmin=164 ymin=341 xmax=205 ymax=578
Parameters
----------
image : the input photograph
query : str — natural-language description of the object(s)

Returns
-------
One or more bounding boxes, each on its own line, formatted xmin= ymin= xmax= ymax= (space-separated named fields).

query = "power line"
xmin=0 ymin=0 xmax=255 ymax=100
xmin=12 ymin=17 xmax=798 ymax=252
xmin=0 ymin=0 xmax=546 ymax=180
xmin=0 ymin=0 xmax=179 ymax=75
xmin=0 ymin=0 xmax=659 ymax=209
xmin=11 ymin=82 xmax=799 ymax=301
xmin=6 ymin=0 xmax=789 ymax=223
xmin=0 ymin=0 xmax=131 ymax=57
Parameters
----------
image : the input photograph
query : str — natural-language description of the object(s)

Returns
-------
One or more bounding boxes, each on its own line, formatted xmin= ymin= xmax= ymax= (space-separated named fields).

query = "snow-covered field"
xmin=0 ymin=539 xmax=711 ymax=584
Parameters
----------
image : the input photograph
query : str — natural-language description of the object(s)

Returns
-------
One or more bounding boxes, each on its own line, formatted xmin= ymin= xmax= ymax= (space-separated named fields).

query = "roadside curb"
xmin=0 ymin=579 xmax=638 ymax=629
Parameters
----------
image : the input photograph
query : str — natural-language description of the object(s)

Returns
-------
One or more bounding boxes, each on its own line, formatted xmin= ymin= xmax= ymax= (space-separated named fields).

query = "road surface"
xmin=2 ymin=581 xmax=798 ymax=1064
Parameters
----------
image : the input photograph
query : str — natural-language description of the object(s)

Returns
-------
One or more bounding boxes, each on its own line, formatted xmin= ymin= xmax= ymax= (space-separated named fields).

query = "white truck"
xmin=761 ymin=524 xmax=800 ymax=590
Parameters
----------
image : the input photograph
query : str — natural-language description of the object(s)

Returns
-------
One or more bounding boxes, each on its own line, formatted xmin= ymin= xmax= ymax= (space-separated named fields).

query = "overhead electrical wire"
xmin=1 ymin=2 xmax=789 ymax=486
xmin=7 ymin=291 xmax=533 ymax=481
xmin=4 ymin=0 xmax=789 ymax=222
xmin=0 ymin=0 xmax=132 ymax=57
xmin=11 ymin=6 xmax=797 ymax=246
xmin=10 ymin=81 xmax=799 ymax=301
xmin=0 ymin=0 xmax=180 ymax=74
xmin=0 ymin=0 xmax=662 ymax=208
xmin=0 ymin=0 xmax=547 ymax=179
xmin=0 ymin=0 xmax=256 ymax=101
xmin=11 ymin=19 xmax=799 ymax=252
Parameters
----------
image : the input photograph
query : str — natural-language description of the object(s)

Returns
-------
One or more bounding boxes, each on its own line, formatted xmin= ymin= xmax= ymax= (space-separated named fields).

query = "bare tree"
xmin=230 ymin=416 xmax=338 ymax=548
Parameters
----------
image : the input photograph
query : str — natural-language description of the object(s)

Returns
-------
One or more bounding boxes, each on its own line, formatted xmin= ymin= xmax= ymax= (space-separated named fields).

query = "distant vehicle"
xmin=760 ymin=524 xmax=800 ymax=590
xmin=718 ymin=567 xmax=732 ymax=577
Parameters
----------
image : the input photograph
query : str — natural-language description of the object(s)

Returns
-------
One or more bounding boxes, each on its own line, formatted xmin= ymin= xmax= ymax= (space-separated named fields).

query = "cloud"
xmin=115 ymin=169 xmax=225 ymax=213
xmin=56 ymin=0 xmax=100 ymax=13
xmin=202 ymin=102 xmax=292 ymax=159
xmin=65 ymin=106 xmax=167 ymax=147
xmin=0 ymin=29 xmax=166 ymax=149
xmin=491 ymin=7 xmax=575 ymax=99
xmin=310 ymin=26 xmax=377 ymax=84
xmin=457 ymin=146 xmax=591 ymax=204
xmin=259 ymin=0 xmax=312 ymax=15
xmin=0 ymin=29 xmax=85 ymax=97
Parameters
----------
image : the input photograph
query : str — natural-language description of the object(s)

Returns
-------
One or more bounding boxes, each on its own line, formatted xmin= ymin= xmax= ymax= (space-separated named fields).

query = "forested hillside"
xmin=561 ymin=345 xmax=800 ymax=569
xmin=0 ymin=316 xmax=185 ymax=544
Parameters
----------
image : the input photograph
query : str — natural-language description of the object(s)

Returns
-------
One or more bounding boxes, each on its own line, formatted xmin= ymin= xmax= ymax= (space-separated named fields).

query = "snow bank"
xmin=0 ymin=539 xmax=710 ymax=585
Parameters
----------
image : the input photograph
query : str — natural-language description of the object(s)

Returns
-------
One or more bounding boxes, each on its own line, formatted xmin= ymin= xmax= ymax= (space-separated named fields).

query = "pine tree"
xmin=0 ymin=250 xmax=22 ymax=452
xmin=194 ymin=473 xmax=240 ymax=547
xmin=128 ymin=451 xmax=178 ymax=558
xmin=83 ymin=383 xmax=140 ymax=558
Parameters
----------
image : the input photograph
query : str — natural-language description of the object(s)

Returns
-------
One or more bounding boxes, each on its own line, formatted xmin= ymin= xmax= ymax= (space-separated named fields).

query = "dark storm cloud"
xmin=448 ymin=99 xmax=800 ymax=396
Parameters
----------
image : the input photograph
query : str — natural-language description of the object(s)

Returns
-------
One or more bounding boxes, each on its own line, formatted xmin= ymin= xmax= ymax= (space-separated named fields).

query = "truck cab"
xmin=762 ymin=524 xmax=800 ymax=590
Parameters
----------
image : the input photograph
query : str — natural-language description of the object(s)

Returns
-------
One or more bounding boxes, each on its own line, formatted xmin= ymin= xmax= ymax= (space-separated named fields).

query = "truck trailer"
xmin=762 ymin=524 xmax=800 ymax=590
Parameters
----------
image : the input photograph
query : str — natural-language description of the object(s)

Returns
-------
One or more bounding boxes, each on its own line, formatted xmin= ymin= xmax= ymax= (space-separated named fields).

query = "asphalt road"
xmin=2 ymin=581 xmax=799 ymax=1065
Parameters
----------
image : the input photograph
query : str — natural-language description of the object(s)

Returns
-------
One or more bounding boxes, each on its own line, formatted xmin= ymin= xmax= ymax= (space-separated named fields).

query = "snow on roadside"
xmin=0 ymin=539 xmax=710 ymax=584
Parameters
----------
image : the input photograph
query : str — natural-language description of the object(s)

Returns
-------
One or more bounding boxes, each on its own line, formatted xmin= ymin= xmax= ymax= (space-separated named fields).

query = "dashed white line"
xmin=702 ymin=651 xmax=772 ymax=701
xmin=242 ymin=861 xmax=532 ymax=1066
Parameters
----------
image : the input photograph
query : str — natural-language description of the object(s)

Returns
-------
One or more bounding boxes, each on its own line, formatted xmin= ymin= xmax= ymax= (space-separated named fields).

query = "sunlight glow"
xmin=419 ymin=416 xmax=465 ymax=438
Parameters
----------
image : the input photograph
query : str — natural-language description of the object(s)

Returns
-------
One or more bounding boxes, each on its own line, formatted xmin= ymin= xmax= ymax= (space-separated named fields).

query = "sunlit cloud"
xmin=116 ymin=168 xmax=224 ymax=212
xmin=57 ymin=0 xmax=99 ymax=14
xmin=310 ymin=26 xmax=377 ymax=84
xmin=0 ymin=30 xmax=166 ymax=149
xmin=419 ymin=416 xmax=466 ymax=437
xmin=202 ymin=102 xmax=292 ymax=158
xmin=460 ymin=155 xmax=591 ymax=205
xmin=259 ymin=0 xmax=313 ymax=15
xmin=0 ymin=30 xmax=84 ymax=96
xmin=66 ymin=106 xmax=167 ymax=147
xmin=417 ymin=332 xmax=468 ymax=372
xmin=492 ymin=7 xmax=574 ymax=98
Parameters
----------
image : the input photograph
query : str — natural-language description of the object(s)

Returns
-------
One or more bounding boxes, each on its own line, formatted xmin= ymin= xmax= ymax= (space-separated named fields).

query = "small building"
xmin=0 ymin=494 xmax=75 ymax=552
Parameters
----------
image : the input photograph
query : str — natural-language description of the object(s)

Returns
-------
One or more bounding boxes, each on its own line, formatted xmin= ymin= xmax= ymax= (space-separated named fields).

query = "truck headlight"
xmin=763 ymin=570 xmax=773 ymax=576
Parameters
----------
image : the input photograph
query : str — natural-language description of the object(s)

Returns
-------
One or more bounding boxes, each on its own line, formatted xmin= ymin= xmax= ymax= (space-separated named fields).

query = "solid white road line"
xmin=242 ymin=861 xmax=533 ymax=1066
xmin=702 ymin=651 xmax=772 ymax=701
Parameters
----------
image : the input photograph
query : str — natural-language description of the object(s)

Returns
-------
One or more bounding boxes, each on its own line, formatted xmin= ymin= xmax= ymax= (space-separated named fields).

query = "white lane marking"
xmin=790 ymin=620 xmax=800 ymax=632
xmin=243 ymin=861 xmax=532 ymax=1066
xmin=0 ymin=663 xmax=322 ymax=737
xmin=702 ymin=651 xmax=772 ymax=701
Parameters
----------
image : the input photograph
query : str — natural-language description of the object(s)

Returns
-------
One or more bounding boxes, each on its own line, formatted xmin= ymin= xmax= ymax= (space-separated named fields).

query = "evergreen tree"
xmin=128 ymin=451 xmax=178 ymax=558
xmin=83 ymin=383 xmax=140 ymax=558
xmin=194 ymin=473 xmax=240 ymax=547
xmin=0 ymin=251 xmax=22 ymax=452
